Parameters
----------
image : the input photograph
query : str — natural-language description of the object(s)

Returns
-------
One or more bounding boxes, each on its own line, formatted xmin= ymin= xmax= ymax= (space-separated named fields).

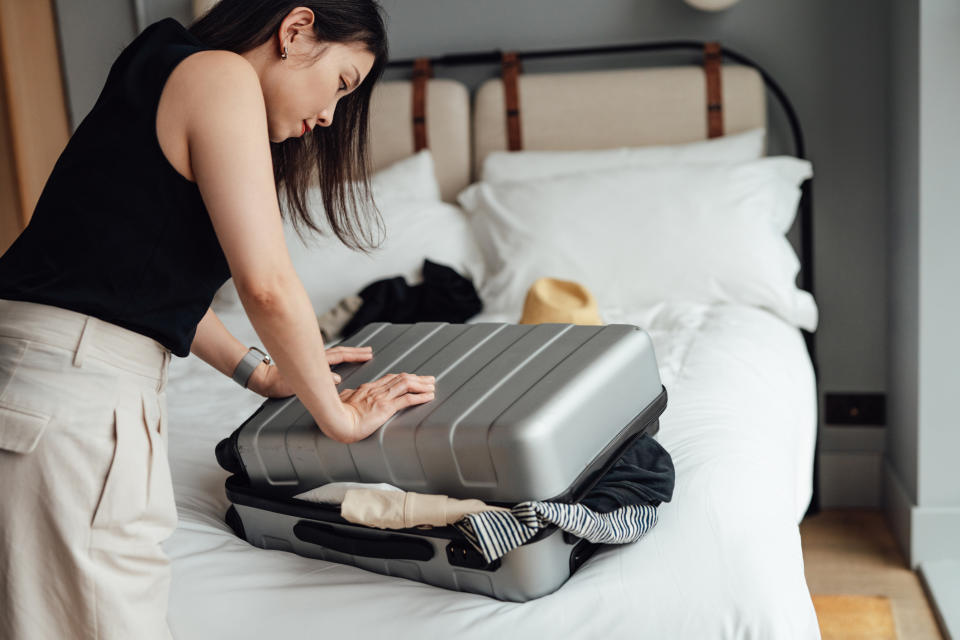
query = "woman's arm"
xmin=190 ymin=306 xmax=355 ymax=394
xmin=171 ymin=51 xmax=434 ymax=443
xmin=190 ymin=306 xmax=293 ymax=395
xmin=190 ymin=307 xmax=252 ymax=379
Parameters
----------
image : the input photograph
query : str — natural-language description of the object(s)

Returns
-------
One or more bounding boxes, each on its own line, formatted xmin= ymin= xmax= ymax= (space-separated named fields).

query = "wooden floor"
xmin=801 ymin=509 xmax=943 ymax=640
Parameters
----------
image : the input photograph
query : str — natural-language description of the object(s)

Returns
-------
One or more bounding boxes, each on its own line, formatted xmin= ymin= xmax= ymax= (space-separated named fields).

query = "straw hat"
xmin=520 ymin=278 xmax=603 ymax=325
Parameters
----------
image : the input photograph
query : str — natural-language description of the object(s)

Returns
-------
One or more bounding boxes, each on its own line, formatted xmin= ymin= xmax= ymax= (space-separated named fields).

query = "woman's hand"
xmin=324 ymin=345 xmax=374 ymax=368
xmin=249 ymin=345 xmax=375 ymax=398
xmin=338 ymin=373 xmax=436 ymax=440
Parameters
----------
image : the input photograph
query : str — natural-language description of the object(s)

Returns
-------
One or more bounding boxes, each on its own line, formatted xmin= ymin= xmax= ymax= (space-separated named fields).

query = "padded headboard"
xmin=366 ymin=64 xmax=767 ymax=200
xmin=473 ymin=64 xmax=766 ymax=173
xmin=368 ymin=79 xmax=471 ymax=202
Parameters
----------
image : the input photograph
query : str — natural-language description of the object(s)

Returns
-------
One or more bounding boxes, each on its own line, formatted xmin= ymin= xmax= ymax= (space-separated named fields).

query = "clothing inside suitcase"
xmin=218 ymin=322 xmax=668 ymax=602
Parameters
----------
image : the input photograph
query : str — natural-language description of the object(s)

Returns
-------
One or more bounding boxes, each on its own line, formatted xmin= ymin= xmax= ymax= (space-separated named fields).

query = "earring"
xmin=281 ymin=46 xmax=288 ymax=61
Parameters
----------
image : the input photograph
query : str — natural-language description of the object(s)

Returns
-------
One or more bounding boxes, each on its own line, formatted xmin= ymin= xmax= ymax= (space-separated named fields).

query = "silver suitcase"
xmin=219 ymin=322 xmax=667 ymax=601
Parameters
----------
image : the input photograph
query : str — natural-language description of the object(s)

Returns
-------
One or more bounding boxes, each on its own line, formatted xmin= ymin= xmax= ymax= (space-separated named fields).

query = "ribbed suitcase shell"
xmin=218 ymin=322 xmax=664 ymax=503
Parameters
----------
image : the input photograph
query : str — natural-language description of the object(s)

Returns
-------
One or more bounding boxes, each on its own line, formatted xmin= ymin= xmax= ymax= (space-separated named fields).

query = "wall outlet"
xmin=825 ymin=393 xmax=886 ymax=426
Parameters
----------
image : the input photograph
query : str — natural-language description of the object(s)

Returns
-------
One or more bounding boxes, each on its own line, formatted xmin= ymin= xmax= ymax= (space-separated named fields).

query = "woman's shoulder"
xmin=173 ymin=48 xmax=256 ymax=83
xmin=164 ymin=49 xmax=264 ymax=119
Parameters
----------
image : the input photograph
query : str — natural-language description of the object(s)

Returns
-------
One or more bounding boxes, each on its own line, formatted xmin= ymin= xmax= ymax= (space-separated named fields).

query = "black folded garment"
xmin=341 ymin=259 xmax=483 ymax=338
xmin=580 ymin=434 xmax=675 ymax=512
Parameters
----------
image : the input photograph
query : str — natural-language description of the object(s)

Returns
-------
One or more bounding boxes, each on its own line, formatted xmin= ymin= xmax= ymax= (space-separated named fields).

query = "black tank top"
xmin=0 ymin=18 xmax=230 ymax=357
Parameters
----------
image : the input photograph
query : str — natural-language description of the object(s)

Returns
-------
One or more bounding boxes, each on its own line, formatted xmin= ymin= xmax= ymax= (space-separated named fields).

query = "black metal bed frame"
xmin=388 ymin=41 xmax=820 ymax=514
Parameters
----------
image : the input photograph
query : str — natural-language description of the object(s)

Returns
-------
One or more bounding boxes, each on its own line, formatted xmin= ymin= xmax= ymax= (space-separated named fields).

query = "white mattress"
xmin=163 ymin=301 xmax=819 ymax=639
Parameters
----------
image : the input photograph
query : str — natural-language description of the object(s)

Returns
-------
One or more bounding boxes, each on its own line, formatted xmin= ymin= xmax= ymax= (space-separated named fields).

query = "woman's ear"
xmin=278 ymin=7 xmax=316 ymax=52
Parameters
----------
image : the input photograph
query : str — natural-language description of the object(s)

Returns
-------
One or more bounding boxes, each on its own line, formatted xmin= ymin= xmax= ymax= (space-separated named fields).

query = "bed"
xmin=164 ymin=48 xmax=821 ymax=639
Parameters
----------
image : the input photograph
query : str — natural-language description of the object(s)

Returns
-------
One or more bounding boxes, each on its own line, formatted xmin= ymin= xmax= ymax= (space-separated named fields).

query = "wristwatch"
xmin=231 ymin=346 xmax=271 ymax=388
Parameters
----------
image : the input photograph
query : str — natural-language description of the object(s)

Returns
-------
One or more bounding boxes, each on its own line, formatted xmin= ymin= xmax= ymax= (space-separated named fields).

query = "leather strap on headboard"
xmin=412 ymin=57 xmax=431 ymax=151
xmin=501 ymin=52 xmax=523 ymax=150
xmin=703 ymin=42 xmax=724 ymax=138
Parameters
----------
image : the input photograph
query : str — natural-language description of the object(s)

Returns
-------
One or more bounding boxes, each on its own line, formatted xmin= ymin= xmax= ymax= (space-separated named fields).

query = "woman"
xmin=0 ymin=2 xmax=434 ymax=638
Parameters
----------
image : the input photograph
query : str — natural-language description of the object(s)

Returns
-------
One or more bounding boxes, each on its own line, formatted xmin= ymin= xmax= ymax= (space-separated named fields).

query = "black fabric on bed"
xmin=341 ymin=259 xmax=482 ymax=337
xmin=581 ymin=435 xmax=675 ymax=512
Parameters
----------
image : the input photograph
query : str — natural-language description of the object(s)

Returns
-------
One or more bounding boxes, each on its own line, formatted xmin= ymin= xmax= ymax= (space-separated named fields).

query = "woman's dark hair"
xmin=189 ymin=0 xmax=388 ymax=251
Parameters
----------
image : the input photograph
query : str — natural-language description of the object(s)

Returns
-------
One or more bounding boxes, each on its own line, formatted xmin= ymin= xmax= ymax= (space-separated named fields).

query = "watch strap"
xmin=232 ymin=346 xmax=270 ymax=388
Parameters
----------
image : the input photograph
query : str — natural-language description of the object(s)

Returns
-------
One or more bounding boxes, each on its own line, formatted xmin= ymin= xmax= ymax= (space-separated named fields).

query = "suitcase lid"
xmin=220 ymin=322 xmax=665 ymax=503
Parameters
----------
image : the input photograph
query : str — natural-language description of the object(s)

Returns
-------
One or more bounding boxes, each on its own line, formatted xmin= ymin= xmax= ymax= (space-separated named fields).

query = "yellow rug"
xmin=812 ymin=595 xmax=897 ymax=640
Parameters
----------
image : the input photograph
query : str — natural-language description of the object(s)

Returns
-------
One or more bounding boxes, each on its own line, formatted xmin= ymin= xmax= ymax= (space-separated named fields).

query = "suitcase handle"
xmin=293 ymin=521 xmax=435 ymax=562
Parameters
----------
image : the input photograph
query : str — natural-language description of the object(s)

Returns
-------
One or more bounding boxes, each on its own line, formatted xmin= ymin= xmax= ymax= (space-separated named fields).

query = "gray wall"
xmin=887 ymin=0 xmax=920 ymax=506
xmin=885 ymin=0 xmax=960 ymax=570
xmin=55 ymin=0 xmax=894 ymax=506
xmin=915 ymin=0 xmax=960 ymax=511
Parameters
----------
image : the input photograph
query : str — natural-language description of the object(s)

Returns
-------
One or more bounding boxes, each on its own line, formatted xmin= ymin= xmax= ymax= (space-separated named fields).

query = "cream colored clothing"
xmin=0 ymin=299 xmax=177 ymax=640
xmin=340 ymin=488 xmax=509 ymax=530
xmin=294 ymin=481 xmax=402 ymax=505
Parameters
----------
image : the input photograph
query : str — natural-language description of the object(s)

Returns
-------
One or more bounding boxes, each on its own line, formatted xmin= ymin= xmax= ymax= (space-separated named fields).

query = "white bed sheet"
xmin=163 ymin=301 xmax=819 ymax=639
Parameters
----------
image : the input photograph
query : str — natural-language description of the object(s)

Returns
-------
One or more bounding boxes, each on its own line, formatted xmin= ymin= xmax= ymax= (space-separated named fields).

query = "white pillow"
xmin=457 ymin=156 xmax=817 ymax=331
xmin=213 ymin=150 xmax=485 ymax=316
xmin=368 ymin=148 xmax=440 ymax=202
xmin=481 ymin=128 xmax=766 ymax=183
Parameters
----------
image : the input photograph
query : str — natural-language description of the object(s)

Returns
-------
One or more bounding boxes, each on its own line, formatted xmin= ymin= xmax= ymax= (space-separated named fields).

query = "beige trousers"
xmin=0 ymin=299 xmax=177 ymax=640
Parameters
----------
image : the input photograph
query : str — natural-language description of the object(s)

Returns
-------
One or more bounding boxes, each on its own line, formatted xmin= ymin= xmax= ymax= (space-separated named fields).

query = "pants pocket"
xmin=140 ymin=390 xmax=178 ymax=543
xmin=90 ymin=402 xmax=149 ymax=541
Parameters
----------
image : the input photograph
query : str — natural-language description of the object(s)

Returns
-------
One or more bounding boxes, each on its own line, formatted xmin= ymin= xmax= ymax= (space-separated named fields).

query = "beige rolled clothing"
xmin=341 ymin=488 xmax=509 ymax=530
xmin=0 ymin=298 xmax=178 ymax=640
